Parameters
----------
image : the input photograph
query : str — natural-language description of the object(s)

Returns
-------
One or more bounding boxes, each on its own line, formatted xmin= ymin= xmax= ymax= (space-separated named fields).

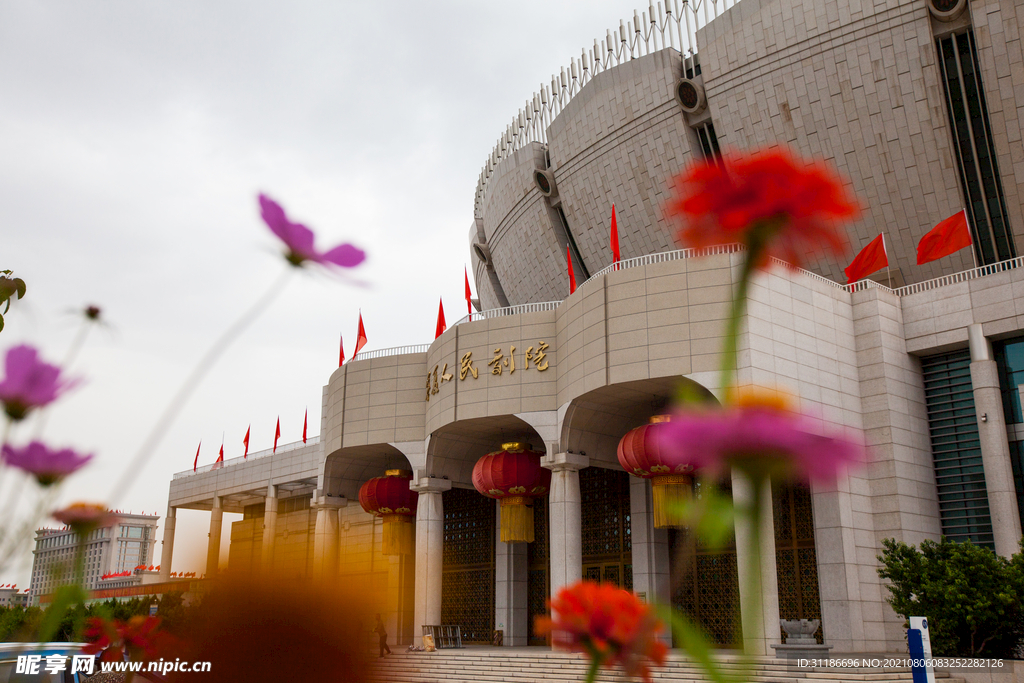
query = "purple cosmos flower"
xmin=2 ymin=441 xmax=94 ymax=486
xmin=259 ymin=194 xmax=366 ymax=269
xmin=0 ymin=344 xmax=79 ymax=421
xmin=656 ymin=402 xmax=864 ymax=482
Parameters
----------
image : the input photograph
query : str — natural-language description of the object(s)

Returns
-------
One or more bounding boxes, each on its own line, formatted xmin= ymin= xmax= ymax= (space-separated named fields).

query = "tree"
xmin=878 ymin=537 xmax=1024 ymax=657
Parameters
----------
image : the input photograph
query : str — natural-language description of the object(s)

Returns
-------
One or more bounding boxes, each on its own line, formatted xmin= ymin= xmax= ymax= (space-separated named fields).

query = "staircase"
xmin=369 ymin=648 xmax=967 ymax=683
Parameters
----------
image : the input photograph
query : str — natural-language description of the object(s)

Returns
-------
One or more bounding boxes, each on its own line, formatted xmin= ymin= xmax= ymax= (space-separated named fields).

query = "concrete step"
xmin=367 ymin=650 xmax=963 ymax=683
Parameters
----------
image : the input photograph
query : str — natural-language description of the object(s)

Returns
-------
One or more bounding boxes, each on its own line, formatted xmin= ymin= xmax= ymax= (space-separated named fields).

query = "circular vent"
xmin=927 ymin=0 xmax=967 ymax=22
xmin=675 ymin=78 xmax=707 ymax=115
xmin=533 ymin=169 xmax=557 ymax=197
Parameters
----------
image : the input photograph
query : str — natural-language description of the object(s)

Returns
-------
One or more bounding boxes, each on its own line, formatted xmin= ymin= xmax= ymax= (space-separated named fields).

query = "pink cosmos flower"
xmin=52 ymin=502 xmax=117 ymax=537
xmin=259 ymin=194 xmax=366 ymax=269
xmin=0 ymin=344 xmax=79 ymax=420
xmin=657 ymin=389 xmax=864 ymax=482
xmin=2 ymin=441 xmax=93 ymax=486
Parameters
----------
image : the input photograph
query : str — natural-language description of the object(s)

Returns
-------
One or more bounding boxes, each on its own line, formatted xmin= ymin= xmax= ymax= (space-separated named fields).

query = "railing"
xmin=450 ymin=301 xmax=561 ymax=328
xmin=473 ymin=0 xmax=741 ymax=222
xmin=172 ymin=436 xmax=320 ymax=479
xmin=351 ymin=344 xmax=430 ymax=362
xmin=577 ymin=244 xmax=744 ymax=290
xmin=893 ymin=255 xmax=1024 ymax=296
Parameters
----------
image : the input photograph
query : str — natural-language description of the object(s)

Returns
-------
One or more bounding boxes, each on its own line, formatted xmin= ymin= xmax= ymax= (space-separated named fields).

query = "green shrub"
xmin=877 ymin=537 xmax=1024 ymax=657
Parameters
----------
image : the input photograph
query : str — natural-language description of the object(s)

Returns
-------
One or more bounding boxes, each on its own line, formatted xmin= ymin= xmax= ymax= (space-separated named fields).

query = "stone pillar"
xmin=206 ymin=496 xmax=222 ymax=577
xmin=542 ymin=451 xmax=588 ymax=599
xmin=732 ymin=471 xmax=781 ymax=656
xmin=159 ymin=506 xmax=176 ymax=580
xmin=386 ymin=553 xmax=415 ymax=646
xmin=969 ymin=324 xmax=1022 ymax=556
xmin=410 ymin=477 xmax=450 ymax=646
xmin=311 ymin=491 xmax=346 ymax=579
xmin=495 ymin=503 xmax=529 ymax=645
xmin=261 ymin=485 xmax=278 ymax=573
xmin=628 ymin=477 xmax=671 ymax=642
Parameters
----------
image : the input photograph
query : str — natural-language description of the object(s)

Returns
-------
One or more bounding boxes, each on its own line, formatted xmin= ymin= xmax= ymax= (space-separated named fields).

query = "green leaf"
xmin=656 ymin=604 xmax=746 ymax=683
xmin=13 ymin=277 xmax=25 ymax=299
xmin=0 ymin=312 xmax=4 ymax=333
xmin=37 ymin=584 xmax=87 ymax=642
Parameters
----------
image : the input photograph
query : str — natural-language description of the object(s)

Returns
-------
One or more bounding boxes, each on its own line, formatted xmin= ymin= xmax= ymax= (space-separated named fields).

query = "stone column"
xmin=494 ymin=503 xmax=529 ymax=645
xmin=206 ymin=496 xmax=222 ymax=577
xmin=261 ymin=485 xmax=278 ymax=573
xmin=732 ymin=471 xmax=781 ymax=656
xmin=969 ymin=324 xmax=1022 ymax=556
xmin=410 ymin=477 xmax=450 ymax=646
xmin=628 ymin=478 xmax=671 ymax=641
xmin=386 ymin=553 xmax=415 ymax=646
xmin=311 ymin=491 xmax=346 ymax=579
xmin=159 ymin=506 xmax=176 ymax=581
xmin=542 ymin=451 xmax=588 ymax=599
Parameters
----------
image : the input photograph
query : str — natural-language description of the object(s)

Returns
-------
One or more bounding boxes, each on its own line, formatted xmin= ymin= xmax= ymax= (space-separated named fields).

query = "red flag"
xmin=464 ymin=266 xmax=473 ymax=315
xmin=844 ymin=233 xmax=888 ymax=284
xmin=610 ymin=204 xmax=620 ymax=268
xmin=338 ymin=335 xmax=345 ymax=367
xmin=212 ymin=441 xmax=224 ymax=470
xmin=302 ymin=409 xmax=308 ymax=444
xmin=273 ymin=417 xmax=281 ymax=453
xmin=243 ymin=425 xmax=250 ymax=459
xmin=193 ymin=441 xmax=201 ymax=473
xmin=435 ymin=298 xmax=447 ymax=339
xmin=917 ymin=209 xmax=972 ymax=265
xmin=353 ymin=313 xmax=368 ymax=357
xmin=567 ymin=244 xmax=577 ymax=294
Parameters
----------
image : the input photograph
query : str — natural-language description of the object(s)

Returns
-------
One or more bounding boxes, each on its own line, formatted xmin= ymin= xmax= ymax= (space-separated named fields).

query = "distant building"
xmin=0 ymin=586 xmax=29 ymax=608
xmin=30 ymin=512 xmax=159 ymax=605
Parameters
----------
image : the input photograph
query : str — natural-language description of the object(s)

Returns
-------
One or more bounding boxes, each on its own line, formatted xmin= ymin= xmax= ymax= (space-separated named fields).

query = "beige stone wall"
xmin=323 ymin=353 xmax=427 ymax=453
xmin=479 ymin=142 xmax=568 ymax=305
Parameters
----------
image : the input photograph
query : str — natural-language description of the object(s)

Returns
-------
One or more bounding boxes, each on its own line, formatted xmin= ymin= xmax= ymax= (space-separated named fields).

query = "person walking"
xmin=374 ymin=613 xmax=391 ymax=657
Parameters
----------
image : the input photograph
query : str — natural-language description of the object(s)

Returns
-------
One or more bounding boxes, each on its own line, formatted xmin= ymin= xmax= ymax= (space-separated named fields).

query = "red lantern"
xmin=617 ymin=416 xmax=695 ymax=528
xmin=472 ymin=442 xmax=552 ymax=543
xmin=359 ymin=469 xmax=418 ymax=556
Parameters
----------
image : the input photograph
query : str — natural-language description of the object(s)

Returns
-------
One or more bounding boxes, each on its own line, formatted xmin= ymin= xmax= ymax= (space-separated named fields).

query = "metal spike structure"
xmin=471 ymin=0 xmax=739 ymax=221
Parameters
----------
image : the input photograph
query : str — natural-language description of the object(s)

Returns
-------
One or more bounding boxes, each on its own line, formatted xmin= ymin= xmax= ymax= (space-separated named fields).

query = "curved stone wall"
xmin=546 ymin=49 xmax=696 ymax=276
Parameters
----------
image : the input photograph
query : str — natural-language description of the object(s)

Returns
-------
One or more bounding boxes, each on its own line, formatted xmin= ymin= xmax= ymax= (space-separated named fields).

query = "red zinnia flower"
xmin=535 ymin=581 xmax=667 ymax=683
xmin=665 ymin=148 xmax=859 ymax=269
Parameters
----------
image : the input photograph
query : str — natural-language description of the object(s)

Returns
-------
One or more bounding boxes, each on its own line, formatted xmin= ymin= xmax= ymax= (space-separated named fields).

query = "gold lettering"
xmin=488 ymin=348 xmax=504 ymax=376
xmin=535 ymin=341 xmax=549 ymax=371
xmin=440 ymin=363 xmax=453 ymax=383
xmin=460 ymin=352 xmax=478 ymax=380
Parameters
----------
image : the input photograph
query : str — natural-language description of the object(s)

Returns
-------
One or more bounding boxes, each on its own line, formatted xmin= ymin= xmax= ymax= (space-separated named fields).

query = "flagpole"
xmin=883 ymin=233 xmax=892 ymax=288
xmin=964 ymin=208 xmax=978 ymax=270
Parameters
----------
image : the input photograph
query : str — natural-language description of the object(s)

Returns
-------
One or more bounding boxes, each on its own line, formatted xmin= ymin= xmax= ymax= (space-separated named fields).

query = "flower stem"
xmin=718 ymin=255 xmax=756 ymax=393
xmin=33 ymin=317 xmax=96 ymax=437
xmin=107 ymin=267 xmax=294 ymax=502
xmin=584 ymin=654 xmax=602 ymax=683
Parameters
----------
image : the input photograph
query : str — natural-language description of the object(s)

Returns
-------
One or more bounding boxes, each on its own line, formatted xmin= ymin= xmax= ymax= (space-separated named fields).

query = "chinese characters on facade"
xmin=427 ymin=342 xmax=550 ymax=401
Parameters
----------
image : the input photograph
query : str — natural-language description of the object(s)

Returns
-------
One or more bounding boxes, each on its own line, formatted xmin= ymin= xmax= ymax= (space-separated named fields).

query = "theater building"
xmin=163 ymin=0 xmax=1024 ymax=655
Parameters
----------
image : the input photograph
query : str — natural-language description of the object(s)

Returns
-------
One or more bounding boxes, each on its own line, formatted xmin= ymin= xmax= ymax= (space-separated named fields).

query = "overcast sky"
xmin=0 ymin=0 xmax=655 ymax=587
